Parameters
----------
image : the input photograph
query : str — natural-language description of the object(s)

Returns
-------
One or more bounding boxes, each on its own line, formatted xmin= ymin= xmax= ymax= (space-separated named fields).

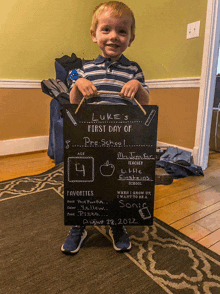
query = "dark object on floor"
xmin=159 ymin=146 xmax=192 ymax=165
xmin=1 ymin=163 xmax=220 ymax=294
xmin=156 ymin=147 xmax=204 ymax=179
xmin=156 ymin=160 xmax=204 ymax=179
xmin=155 ymin=147 xmax=167 ymax=161
xmin=155 ymin=167 xmax=173 ymax=185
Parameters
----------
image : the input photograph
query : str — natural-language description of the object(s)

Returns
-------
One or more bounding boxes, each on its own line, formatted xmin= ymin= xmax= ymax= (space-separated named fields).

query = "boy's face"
xmin=91 ymin=10 xmax=134 ymax=61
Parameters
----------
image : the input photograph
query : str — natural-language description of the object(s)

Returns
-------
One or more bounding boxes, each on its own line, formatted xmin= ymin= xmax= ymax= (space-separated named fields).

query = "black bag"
xmin=55 ymin=53 xmax=82 ymax=83
xmin=55 ymin=53 xmax=82 ymax=72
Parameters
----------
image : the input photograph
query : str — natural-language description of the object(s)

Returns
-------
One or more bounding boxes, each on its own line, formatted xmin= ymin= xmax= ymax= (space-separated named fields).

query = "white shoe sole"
xmin=61 ymin=230 xmax=87 ymax=254
xmin=109 ymin=228 xmax=131 ymax=252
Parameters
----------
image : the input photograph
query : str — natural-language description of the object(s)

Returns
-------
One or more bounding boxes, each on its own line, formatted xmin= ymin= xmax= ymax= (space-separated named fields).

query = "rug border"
xmin=154 ymin=216 xmax=220 ymax=261
xmin=1 ymin=163 xmax=219 ymax=262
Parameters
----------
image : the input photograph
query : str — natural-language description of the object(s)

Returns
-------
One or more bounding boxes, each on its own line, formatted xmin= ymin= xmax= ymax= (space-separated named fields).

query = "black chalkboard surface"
xmin=63 ymin=104 xmax=158 ymax=226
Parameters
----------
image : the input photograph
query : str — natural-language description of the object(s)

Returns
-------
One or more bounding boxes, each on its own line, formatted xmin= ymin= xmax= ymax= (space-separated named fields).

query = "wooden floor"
xmin=1 ymin=150 xmax=220 ymax=255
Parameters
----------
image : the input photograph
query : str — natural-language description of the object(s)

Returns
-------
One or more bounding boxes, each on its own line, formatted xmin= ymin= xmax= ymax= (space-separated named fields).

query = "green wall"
xmin=0 ymin=0 xmax=207 ymax=80
xmin=126 ymin=0 xmax=207 ymax=79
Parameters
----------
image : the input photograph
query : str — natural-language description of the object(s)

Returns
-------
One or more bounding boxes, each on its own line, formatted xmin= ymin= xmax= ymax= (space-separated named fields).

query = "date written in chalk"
xmin=81 ymin=218 xmax=139 ymax=225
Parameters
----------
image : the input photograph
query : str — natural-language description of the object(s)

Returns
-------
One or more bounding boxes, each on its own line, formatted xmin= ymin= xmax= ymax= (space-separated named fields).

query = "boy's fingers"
xmin=83 ymin=86 xmax=98 ymax=99
xmin=130 ymin=91 xmax=135 ymax=100
xmin=90 ymin=85 xmax=98 ymax=96
xmin=77 ymin=79 xmax=97 ymax=98
xmin=120 ymin=87 xmax=128 ymax=98
xmin=121 ymin=88 xmax=135 ymax=100
xmin=92 ymin=86 xmax=98 ymax=97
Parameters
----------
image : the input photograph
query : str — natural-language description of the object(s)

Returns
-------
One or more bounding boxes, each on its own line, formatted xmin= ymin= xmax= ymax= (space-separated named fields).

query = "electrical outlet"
xmin=186 ymin=21 xmax=200 ymax=39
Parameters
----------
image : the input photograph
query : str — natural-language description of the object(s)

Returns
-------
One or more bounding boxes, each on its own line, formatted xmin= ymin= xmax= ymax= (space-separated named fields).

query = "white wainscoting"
xmin=145 ymin=77 xmax=200 ymax=89
xmin=0 ymin=77 xmax=200 ymax=156
xmin=0 ymin=79 xmax=42 ymax=89
xmin=0 ymin=77 xmax=201 ymax=89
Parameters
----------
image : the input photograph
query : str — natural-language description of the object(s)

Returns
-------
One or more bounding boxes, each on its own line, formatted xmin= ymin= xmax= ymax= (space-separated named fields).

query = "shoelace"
xmin=69 ymin=226 xmax=85 ymax=236
xmin=111 ymin=226 xmax=127 ymax=239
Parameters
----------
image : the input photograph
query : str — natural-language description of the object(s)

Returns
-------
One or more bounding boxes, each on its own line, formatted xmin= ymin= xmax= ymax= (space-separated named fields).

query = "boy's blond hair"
xmin=90 ymin=1 xmax=135 ymax=39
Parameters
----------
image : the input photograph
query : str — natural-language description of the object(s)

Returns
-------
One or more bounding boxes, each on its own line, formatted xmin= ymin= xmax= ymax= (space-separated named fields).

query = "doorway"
xmin=193 ymin=0 xmax=220 ymax=170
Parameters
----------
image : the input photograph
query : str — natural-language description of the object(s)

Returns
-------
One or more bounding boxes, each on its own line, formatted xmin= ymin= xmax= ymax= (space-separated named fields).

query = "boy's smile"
xmin=91 ymin=11 xmax=134 ymax=61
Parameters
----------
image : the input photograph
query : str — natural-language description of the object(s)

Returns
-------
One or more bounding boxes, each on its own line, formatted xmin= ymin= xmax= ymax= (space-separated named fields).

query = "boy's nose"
xmin=109 ymin=30 xmax=119 ymax=40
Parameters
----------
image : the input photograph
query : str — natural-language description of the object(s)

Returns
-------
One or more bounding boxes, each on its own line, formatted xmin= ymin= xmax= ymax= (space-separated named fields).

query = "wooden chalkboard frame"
xmin=63 ymin=104 xmax=158 ymax=226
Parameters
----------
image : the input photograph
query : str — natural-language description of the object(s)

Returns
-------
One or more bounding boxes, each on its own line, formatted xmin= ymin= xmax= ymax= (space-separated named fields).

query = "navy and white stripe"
xmin=70 ymin=54 xmax=149 ymax=101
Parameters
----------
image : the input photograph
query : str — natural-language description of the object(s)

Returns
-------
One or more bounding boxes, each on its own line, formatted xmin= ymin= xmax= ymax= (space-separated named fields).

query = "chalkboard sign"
xmin=63 ymin=104 xmax=158 ymax=226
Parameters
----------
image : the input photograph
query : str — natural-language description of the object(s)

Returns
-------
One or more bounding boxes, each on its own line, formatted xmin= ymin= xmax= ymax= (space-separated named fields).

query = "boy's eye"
xmin=102 ymin=27 xmax=110 ymax=32
xmin=119 ymin=29 xmax=127 ymax=34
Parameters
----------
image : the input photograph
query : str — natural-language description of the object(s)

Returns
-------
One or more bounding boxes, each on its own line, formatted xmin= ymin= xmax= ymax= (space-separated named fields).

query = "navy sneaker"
xmin=61 ymin=226 xmax=87 ymax=254
xmin=109 ymin=225 xmax=131 ymax=252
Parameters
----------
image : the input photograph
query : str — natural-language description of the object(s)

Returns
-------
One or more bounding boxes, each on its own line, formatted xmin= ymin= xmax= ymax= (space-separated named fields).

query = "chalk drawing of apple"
xmin=100 ymin=161 xmax=115 ymax=177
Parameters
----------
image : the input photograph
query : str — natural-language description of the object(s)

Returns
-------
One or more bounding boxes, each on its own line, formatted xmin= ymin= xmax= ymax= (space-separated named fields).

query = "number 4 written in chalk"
xmin=75 ymin=163 xmax=86 ymax=177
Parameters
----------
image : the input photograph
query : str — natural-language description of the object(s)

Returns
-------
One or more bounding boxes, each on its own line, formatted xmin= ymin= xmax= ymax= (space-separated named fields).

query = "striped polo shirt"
xmin=71 ymin=54 xmax=149 ymax=103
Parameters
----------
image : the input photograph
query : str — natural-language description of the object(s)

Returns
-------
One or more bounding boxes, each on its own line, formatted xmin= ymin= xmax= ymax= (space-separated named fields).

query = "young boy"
xmin=61 ymin=1 xmax=149 ymax=254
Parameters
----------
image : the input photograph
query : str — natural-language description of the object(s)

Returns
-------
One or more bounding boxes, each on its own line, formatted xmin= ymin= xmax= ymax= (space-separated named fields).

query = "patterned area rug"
xmin=1 ymin=163 xmax=220 ymax=294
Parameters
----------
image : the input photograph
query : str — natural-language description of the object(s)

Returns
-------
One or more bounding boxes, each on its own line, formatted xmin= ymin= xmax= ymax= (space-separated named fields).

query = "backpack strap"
xmin=55 ymin=93 xmax=70 ymax=106
xmin=41 ymin=78 xmax=69 ymax=98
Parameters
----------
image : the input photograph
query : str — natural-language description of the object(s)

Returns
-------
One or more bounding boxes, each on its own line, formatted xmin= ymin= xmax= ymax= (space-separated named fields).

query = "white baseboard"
xmin=157 ymin=141 xmax=193 ymax=154
xmin=0 ymin=136 xmax=49 ymax=156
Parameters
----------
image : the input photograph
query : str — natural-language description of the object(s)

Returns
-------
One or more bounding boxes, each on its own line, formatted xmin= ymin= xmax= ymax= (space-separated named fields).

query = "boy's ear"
xmin=128 ymin=34 xmax=135 ymax=47
xmin=91 ymin=31 xmax=97 ymax=43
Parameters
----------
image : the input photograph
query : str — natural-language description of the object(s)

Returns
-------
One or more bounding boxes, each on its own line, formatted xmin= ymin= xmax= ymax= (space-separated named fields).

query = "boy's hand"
xmin=75 ymin=78 xmax=98 ymax=98
xmin=120 ymin=80 xmax=150 ymax=105
xmin=120 ymin=80 xmax=140 ymax=100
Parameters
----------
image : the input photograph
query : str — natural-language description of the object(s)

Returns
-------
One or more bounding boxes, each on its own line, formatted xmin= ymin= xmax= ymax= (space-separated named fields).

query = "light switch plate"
xmin=186 ymin=21 xmax=201 ymax=39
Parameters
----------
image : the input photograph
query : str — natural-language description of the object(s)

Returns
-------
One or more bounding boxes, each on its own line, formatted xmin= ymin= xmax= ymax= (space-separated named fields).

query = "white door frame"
xmin=193 ymin=0 xmax=220 ymax=170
